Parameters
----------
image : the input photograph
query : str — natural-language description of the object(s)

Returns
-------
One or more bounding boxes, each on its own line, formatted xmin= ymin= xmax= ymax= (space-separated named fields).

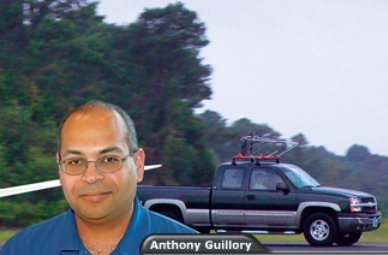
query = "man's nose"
xmin=81 ymin=161 xmax=103 ymax=183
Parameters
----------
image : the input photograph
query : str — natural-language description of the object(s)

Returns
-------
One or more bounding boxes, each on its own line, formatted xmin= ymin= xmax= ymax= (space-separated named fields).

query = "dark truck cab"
xmin=137 ymin=136 xmax=382 ymax=246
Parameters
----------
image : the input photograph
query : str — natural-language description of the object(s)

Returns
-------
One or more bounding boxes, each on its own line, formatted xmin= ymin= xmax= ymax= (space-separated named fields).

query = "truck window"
xmin=250 ymin=169 xmax=284 ymax=190
xmin=221 ymin=168 xmax=244 ymax=189
xmin=280 ymin=164 xmax=320 ymax=188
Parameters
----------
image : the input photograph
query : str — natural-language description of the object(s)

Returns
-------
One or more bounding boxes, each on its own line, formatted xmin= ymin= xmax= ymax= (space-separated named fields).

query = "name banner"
xmin=141 ymin=234 xmax=270 ymax=254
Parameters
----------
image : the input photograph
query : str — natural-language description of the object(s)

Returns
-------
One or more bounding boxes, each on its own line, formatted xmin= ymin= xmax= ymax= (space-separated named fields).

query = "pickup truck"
xmin=137 ymin=136 xmax=382 ymax=246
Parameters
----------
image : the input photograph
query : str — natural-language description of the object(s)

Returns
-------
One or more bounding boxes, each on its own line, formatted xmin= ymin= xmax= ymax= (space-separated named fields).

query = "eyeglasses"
xmin=58 ymin=151 xmax=136 ymax=175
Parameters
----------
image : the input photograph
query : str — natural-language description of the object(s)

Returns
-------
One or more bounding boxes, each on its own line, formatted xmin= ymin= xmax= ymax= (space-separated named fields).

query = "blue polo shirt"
xmin=1 ymin=198 xmax=198 ymax=255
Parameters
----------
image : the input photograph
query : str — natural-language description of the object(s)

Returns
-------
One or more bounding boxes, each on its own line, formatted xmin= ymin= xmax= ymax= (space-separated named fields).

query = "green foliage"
xmin=0 ymin=199 xmax=68 ymax=227
xmin=0 ymin=0 xmax=26 ymax=45
xmin=22 ymin=0 xmax=91 ymax=28
xmin=0 ymin=1 xmax=215 ymax=226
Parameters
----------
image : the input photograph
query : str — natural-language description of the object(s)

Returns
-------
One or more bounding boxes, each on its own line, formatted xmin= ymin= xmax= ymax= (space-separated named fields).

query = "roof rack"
xmin=232 ymin=135 xmax=299 ymax=165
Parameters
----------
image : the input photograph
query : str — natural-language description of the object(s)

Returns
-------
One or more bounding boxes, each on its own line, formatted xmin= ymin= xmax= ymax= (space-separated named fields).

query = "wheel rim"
xmin=310 ymin=219 xmax=330 ymax=241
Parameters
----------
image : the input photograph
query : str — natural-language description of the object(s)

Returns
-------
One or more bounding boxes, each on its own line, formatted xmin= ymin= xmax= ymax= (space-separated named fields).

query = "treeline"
xmin=0 ymin=1 xmax=386 ymax=227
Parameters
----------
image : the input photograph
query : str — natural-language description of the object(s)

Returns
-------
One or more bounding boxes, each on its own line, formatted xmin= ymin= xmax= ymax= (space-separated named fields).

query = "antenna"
xmin=232 ymin=135 xmax=299 ymax=163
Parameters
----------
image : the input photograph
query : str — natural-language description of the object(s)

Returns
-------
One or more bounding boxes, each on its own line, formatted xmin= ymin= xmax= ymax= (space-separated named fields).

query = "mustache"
xmin=75 ymin=184 xmax=114 ymax=196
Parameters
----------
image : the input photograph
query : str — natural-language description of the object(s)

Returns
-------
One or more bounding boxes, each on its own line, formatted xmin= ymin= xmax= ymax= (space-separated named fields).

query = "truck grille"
xmin=364 ymin=206 xmax=377 ymax=213
xmin=361 ymin=197 xmax=375 ymax=203
xmin=361 ymin=197 xmax=377 ymax=214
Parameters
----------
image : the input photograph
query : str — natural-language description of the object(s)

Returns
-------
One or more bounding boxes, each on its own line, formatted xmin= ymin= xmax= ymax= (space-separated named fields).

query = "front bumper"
xmin=338 ymin=211 xmax=382 ymax=232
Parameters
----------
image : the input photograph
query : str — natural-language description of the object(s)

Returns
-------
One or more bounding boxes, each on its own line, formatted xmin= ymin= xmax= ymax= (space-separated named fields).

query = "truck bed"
xmin=137 ymin=185 xmax=212 ymax=209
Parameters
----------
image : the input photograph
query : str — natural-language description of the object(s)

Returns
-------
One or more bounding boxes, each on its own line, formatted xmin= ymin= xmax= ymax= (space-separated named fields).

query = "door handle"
xmin=246 ymin=194 xmax=256 ymax=200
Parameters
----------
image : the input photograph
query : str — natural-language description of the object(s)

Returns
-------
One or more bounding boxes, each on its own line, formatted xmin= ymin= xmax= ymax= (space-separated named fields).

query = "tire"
xmin=303 ymin=212 xmax=337 ymax=246
xmin=335 ymin=232 xmax=362 ymax=246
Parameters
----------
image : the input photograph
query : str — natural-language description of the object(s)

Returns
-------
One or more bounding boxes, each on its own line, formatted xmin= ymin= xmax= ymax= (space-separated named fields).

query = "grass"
xmin=0 ymin=220 xmax=387 ymax=244
xmin=0 ymin=229 xmax=20 ymax=243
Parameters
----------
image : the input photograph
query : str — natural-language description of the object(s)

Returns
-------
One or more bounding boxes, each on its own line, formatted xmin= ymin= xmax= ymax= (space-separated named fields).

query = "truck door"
xmin=244 ymin=166 xmax=297 ymax=228
xmin=212 ymin=167 xmax=246 ymax=227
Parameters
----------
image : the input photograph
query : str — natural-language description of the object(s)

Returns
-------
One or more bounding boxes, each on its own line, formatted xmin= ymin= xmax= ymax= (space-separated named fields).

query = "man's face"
xmin=57 ymin=106 xmax=145 ymax=223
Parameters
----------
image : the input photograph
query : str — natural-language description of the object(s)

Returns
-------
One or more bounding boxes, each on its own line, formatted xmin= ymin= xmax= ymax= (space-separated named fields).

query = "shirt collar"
xmin=59 ymin=209 xmax=82 ymax=252
xmin=116 ymin=197 xmax=150 ymax=255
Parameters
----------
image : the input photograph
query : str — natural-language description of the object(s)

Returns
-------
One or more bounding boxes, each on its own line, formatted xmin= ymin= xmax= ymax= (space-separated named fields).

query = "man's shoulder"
xmin=15 ymin=212 xmax=67 ymax=236
xmin=1 ymin=210 xmax=70 ymax=253
xmin=146 ymin=209 xmax=198 ymax=233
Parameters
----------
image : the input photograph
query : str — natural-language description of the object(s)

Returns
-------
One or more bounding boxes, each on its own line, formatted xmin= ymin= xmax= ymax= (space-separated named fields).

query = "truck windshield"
xmin=280 ymin=164 xmax=320 ymax=188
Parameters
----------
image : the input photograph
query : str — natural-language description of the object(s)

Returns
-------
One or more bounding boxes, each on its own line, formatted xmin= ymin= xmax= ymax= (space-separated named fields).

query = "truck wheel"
xmin=303 ymin=212 xmax=337 ymax=246
xmin=335 ymin=232 xmax=362 ymax=246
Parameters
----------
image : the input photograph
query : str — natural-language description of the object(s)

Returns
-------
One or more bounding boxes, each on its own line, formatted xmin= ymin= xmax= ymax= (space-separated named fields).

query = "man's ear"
xmin=55 ymin=152 xmax=60 ymax=163
xmin=56 ymin=152 xmax=63 ymax=184
xmin=134 ymin=149 xmax=145 ymax=183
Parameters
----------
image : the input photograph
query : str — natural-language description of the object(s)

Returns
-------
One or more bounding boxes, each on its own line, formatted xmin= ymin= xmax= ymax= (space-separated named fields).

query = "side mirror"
xmin=276 ymin=182 xmax=289 ymax=192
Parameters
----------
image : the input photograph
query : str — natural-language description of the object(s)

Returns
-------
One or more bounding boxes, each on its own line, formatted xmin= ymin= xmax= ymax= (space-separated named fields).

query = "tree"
xmin=0 ymin=0 xmax=26 ymax=43
xmin=230 ymin=118 xmax=281 ymax=139
xmin=104 ymin=2 xmax=214 ymax=184
xmin=346 ymin=145 xmax=371 ymax=161
xmin=122 ymin=2 xmax=212 ymax=109
xmin=23 ymin=0 xmax=91 ymax=26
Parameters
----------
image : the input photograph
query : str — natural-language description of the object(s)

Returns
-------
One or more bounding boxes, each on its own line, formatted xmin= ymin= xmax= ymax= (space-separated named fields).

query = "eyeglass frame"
xmin=58 ymin=150 xmax=137 ymax=175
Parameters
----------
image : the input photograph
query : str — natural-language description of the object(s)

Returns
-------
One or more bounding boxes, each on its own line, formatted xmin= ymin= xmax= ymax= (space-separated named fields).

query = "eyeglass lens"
xmin=63 ymin=155 xmax=123 ymax=175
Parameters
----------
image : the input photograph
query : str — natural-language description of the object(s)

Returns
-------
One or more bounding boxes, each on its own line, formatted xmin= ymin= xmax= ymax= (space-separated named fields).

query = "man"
xmin=1 ymin=100 xmax=197 ymax=255
xmin=251 ymin=172 xmax=267 ymax=190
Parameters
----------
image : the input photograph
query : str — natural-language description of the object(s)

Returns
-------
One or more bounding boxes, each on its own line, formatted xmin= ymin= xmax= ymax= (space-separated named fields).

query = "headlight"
xmin=349 ymin=197 xmax=362 ymax=212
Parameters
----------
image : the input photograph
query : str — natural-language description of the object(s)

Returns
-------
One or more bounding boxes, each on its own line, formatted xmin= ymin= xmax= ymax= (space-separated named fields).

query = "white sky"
xmin=97 ymin=0 xmax=388 ymax=156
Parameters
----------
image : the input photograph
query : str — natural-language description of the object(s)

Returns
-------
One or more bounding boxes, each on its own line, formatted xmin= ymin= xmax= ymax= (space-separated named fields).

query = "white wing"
xmin=0 ymin=179 xmax=61 ymax=198
xmin=0 ymin=164 xmax=162 ymax=198
xmin=144 ymin=164 xmax=162 ymax=171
